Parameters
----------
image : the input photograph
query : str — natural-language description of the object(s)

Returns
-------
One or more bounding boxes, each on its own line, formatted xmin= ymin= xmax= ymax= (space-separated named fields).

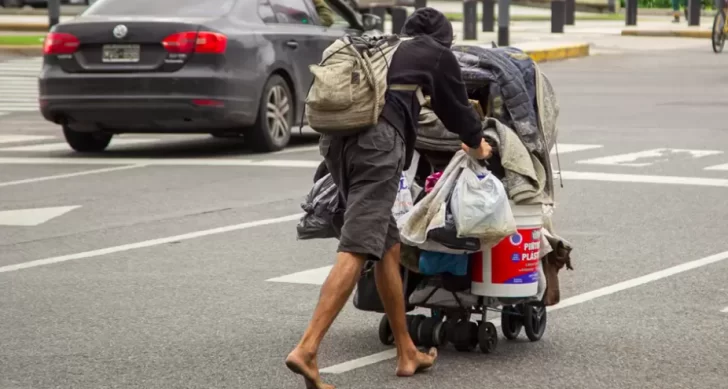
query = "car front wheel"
xmin=63 ymin=125 xmax=113 ymax=152
xmin=247 ymin=74 xmax=293 ymax=152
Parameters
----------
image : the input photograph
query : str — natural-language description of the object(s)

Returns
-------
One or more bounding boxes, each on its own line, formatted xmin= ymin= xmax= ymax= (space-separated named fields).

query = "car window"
xmin=258 ymin=0 xmax=278 ymax=23
xmin=268 ymin=0 xmax=315 ymax=25
xmin=84 ymin=0 xmax=236 ymax=17
xmin=322 ymin=0 xmax=348 ymax=28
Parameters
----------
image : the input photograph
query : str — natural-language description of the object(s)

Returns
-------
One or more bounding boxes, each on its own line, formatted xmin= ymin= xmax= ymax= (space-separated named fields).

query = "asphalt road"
xmin=1 ymin=46 xmax=728 ymax=389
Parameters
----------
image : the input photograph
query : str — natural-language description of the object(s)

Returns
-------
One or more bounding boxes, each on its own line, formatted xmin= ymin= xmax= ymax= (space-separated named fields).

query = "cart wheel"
xmin=522 ymin=304 xmax=547 ymax=342
xmin=432 ymin=320 xmax=448 ymax=347
xmin=378 ymin=315 xmax=394 ymax=346
xmin=478 ymin=321 xmax=498 ymax=354
xmin=409 ymin=315 xmax=426 ymax=346
xmin=501 ymin=305 xmax=523 ymax=340
xmin=453 ymin=321 xmax=478 ymax=352
xmin=418 ymin=317 xmax=439 ymax=348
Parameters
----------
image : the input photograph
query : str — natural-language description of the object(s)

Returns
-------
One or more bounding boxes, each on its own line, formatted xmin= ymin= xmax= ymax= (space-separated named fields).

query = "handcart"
xmin=374 ymin=150 xmax=548 ymax=354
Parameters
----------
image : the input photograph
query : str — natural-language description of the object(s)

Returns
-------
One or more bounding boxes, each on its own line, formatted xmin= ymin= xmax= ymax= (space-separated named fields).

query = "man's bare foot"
xmin=395 ymin=347 xmax=438 ymax=377
xmin=285 ymin=348 xmax=335 ymax=389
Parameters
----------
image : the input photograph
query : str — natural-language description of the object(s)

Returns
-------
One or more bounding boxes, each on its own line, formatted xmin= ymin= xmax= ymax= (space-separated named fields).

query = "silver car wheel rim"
xmin=266 ymin=85 xmax=290 ymax=142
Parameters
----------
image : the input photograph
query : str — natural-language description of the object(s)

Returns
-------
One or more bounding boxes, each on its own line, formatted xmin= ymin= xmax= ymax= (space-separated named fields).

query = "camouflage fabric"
xmin=313 ymin=0 xmax=334 ymax=27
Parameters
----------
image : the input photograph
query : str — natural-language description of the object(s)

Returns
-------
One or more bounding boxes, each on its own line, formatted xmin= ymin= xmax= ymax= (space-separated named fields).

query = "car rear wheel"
xmin=248 ymin=74 xmax=293 ymax=152
xmin=63 ymin=125 xmax=113 ymax=152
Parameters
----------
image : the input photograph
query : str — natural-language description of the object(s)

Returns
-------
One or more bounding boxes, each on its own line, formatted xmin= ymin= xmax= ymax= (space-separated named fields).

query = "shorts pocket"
xmin=356 ymin=124 xmax=396 ymax=152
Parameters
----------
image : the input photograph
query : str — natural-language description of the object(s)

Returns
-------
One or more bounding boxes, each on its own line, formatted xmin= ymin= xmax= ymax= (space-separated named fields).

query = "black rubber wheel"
xmin=452 ymin=321 xmax=478 ymax=352
xmin=417 ymin=317 xmax=439 ymax=348
xmin=62 ymin=125 xmax=112 ymax=152
xmin=247 ymin=74 xmax=293 ymax=152
xmin=432 ymin=320 xmax=447 ymax=347
xmin=522 ymin=304 xmax=548 ymax=342
xmin=378 ymin=315 xmax=394 ymax=346
xmin=712 ymin=10 xmax=726 ymax=53
xmin=408 ymin=315 xmax=426 ymax=346
xmin=501 ymin=305 xmax=524 ymax=340
xmin=478 ymin=321 xmax=498 ymax=354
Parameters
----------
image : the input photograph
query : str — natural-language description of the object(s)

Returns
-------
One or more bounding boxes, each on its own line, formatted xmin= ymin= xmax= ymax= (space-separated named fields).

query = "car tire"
xmin=63 ymin=125 xmax=113 ymax=152
xmin=247 ymin=74 xmax=293 ymax=153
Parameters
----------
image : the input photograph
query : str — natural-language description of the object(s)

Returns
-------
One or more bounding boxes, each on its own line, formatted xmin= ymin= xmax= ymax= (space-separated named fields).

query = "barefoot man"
xmin=286 ymin=7 xmax=493 ymax=388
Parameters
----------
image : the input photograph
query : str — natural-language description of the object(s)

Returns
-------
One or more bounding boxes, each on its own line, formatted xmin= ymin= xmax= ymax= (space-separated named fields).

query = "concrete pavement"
xmin=1 ymin=43 xmax=728 ymax=388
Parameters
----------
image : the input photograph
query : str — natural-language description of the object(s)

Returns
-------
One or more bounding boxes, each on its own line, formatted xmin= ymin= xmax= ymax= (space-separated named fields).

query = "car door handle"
xmin=286 ymin=40 xmax=299 ymax=49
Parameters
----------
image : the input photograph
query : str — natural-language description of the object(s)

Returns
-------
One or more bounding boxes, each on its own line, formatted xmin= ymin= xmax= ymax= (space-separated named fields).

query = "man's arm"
xmin=313 ymin=0 xmax=334 ymax=27
xmin=428 ymin=49 xmax=483 ymax=149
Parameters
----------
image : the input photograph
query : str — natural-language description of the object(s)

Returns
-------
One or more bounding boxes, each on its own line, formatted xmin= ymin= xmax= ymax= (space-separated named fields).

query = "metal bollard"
xmin=498 ymin=0 xmax=510 ymax=46
xmin=391 ymin=7 xmax=408 ymax=34
xmin=551 ymin=0 xmax=565 ymax=33
xmin=414 ymin=0 xmax=427 ymax=9
xmin=625 ymin=0 xmax=637 ymax=26
xmin=565 ymin=0 xmax=575 ymax=25
xmin=463 ymin=0 xmax=478 ymax=41
xmin=371 ymin=5 xmax=386 ymax=31
xmin=48 ymin=0 xmax=61 ymax=29
xmin=482 ymin=0 xmax=495 ymax=32
xmin=688 ymin=0 xmax=700 ymax=26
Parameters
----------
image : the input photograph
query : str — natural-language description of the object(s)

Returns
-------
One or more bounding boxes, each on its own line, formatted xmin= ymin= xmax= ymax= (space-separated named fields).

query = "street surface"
xmin=1 ymin=43 xmax=728 ymax=388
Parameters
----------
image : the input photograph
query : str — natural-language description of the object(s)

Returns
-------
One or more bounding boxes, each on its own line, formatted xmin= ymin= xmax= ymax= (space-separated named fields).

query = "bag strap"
xmin=389 ymin=84 xmax=426 ymax=106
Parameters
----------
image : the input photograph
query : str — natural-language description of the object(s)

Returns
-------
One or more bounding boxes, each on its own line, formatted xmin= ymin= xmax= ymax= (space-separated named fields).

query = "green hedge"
xmin=619 ymin=0 xmax=713 ymax=8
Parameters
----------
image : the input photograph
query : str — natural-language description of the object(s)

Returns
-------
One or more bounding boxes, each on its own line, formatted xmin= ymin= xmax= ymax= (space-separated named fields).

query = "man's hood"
xmin=401 ymin=7 xmax=453 ymax=48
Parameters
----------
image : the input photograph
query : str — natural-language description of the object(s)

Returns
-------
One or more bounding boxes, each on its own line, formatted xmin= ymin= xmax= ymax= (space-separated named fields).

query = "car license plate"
xmin=102 ymin=44 xmax=141 ymax=63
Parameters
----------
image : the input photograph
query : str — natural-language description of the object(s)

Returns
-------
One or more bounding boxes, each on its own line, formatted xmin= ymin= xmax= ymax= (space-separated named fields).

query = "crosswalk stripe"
xmin=0 ymin=138 xmax=160 ymax=152
xmin=704 ymin=163 xmax=728 ymax=171
xmin=0 ymin=135 xmax=55 ymax=145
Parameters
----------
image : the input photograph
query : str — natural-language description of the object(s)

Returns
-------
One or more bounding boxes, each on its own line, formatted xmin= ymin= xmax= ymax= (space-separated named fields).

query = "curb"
xmin=0 ymin=45 xmax=42 ymax=56
xmin=621 ymin=29 xmax=711 ymax=38
xmin=521 ymin=43 xmax=591 ymax=63
xmin=0 ymin=22 xmax=48 ymax=32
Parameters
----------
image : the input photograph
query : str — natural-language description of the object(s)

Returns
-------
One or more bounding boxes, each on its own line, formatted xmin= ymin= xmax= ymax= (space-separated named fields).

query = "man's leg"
xmin=375 ymin=243 xmax=438 ymax=377
xmin=286 ymin=252 xmax=366 ymax=389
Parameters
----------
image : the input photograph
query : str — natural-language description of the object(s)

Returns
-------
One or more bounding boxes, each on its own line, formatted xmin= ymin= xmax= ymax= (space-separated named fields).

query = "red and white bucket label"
xmin=490 ymin=227 xmax=541 ymax=284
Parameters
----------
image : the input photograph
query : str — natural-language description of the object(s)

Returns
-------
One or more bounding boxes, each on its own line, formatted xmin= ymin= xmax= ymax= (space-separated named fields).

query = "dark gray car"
xmin=39 ymin=0 xmax=379 ymax=152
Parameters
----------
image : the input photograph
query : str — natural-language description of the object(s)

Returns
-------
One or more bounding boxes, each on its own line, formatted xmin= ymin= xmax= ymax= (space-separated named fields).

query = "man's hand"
xmin=461 ymin=138 xmax=493 ymax=160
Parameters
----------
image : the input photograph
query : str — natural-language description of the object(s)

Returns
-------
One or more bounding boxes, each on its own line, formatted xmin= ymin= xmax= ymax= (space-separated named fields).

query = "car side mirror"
xmin=361 ymin=13 xmax=381 ymax=30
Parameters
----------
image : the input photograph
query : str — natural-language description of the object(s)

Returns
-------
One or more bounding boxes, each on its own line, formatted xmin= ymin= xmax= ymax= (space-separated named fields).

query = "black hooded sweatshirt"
xmin=380 ymin=7 xmax=483 ymax=170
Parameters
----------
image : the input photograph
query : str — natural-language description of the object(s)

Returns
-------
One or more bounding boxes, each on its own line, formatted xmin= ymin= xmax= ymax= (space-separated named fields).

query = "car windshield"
xmin=84 ymin=0 xmax=236 ymax=18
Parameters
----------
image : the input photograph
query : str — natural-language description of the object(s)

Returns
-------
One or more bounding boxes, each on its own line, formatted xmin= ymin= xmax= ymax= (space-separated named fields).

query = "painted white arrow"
xmin=0 ymin=206 xmax=81 ymax=226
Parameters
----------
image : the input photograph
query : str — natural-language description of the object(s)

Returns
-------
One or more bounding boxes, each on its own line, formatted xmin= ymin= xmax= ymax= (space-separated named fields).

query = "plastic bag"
xmin=296 ymin=173 xmax=343 ymax=240
xmin=392 ymin=172 xmax=414 ymax=221
xmin=450 ymin=159 xmax=516 ymax=242
xmin=426 ymin=190 xmax=481 ymax=252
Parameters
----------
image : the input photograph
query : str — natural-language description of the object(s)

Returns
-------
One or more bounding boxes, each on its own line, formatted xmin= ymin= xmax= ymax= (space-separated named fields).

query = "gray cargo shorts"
xmin=319 ymin=119 xmax=405 ymax=261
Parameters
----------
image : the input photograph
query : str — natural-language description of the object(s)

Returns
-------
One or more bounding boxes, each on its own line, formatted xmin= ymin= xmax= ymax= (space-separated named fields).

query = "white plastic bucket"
xmin=470 ymin=203 xmax=543 ymax=298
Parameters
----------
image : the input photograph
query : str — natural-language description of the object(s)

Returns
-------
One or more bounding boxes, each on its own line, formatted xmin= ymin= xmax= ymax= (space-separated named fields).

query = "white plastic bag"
xmin=392 ymin=172 xmax=414 ymax=221
xmin=450 ymin=159 xmax=516 ymax=242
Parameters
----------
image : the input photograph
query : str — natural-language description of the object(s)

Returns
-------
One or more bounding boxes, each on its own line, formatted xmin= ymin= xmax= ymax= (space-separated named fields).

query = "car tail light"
xmin=43 ymin=32 xmax=80 ymax=55
xmin=162 ymin=31 xmax=227 ymax=54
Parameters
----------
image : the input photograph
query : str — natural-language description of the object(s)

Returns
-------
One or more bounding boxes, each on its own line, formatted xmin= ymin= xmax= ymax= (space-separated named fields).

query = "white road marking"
xmin=267 ymin=265 xmax=333 ymax=285
xmin=321 ymin=249 xmax=728 ymax=374
xmin=0 ymin=205 xmax=81 ymax=227
xmin=0 ymin=138 xmax=159 ymax=152
xmin=0 ymin=213 xmax=304 ymax=274
xmin=558 ymin=171 xmax=728 ymax=187
xmin=704 ymin=163 xmax=728 ymax=171
xmin=551 ymin=144 xmax=602 ymax=154
xmin=0 ymin=164 xmax=146 ymax=188
xmin=0 ymin=135 xmax=54 ymax=145
xmin=721 ymin=307 xmax=728 ymax=313
xmin=0 ymin=156 xmax=322 ymax=167
xmin=274 ymin=145 xmax=320 ymax=155
xmin=577 ymin=148 xmax=724 ymax=167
